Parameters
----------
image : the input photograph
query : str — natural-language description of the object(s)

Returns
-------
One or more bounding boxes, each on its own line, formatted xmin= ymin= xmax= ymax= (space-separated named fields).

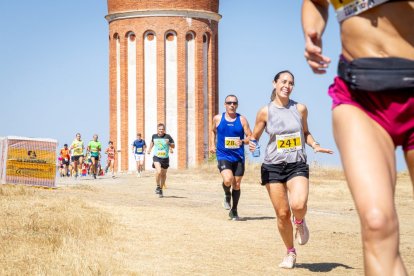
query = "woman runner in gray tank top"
xmin=249 ymin=70 xmax=333 ymax=269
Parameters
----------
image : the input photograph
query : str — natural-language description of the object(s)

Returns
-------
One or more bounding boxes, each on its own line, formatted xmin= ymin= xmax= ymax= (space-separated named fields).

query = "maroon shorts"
xmin=328 ymin=76 xmax=414 ymax=151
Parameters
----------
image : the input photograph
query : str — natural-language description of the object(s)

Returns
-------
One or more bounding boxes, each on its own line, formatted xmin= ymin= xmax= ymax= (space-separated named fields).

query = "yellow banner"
xmin=7 ymin=148 xmax=56 ymax=164
xmin=6 ymin=161 xmax=56 ymax=179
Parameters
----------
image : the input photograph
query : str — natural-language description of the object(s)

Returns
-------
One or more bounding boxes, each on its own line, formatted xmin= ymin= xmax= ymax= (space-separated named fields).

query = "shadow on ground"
xmin=240 ymin=216 xmax=275 ymax=221
xmin=296 ymin=262 xmax=354 ymax=272
xmin=161 ymin=196 xmax=187 ymax=199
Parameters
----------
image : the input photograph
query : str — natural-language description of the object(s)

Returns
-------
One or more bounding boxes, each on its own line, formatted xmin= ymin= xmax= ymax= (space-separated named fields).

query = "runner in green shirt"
xmin=87 ymin=134 xmax=102 ymax=179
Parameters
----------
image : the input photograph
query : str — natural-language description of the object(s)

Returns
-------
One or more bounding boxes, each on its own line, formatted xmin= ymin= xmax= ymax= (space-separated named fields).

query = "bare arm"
xmin=297 ymin=103 xmax=333 ymax=154
xmin=248 ymin=106 xmax=268 ymax=152
xmin=239 ymin=116 xmax=252 ymax=145
xmin=169 ymin=140 xmax=175 ymax=149
xmin=302 ymin=0 xmax=331 ymax=74
xmin=209 ymin=115 xmax=220 ymax=153
xmin=147 ymin=141 xmax=154 ymax=154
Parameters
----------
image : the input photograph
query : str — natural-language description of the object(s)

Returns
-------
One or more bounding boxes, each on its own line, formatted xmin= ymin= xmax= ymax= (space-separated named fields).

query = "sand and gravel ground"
xmin=49 ymin=166 xmax=414 ymax=275
xmin=0 ymin=166 xmax=414 ymax=275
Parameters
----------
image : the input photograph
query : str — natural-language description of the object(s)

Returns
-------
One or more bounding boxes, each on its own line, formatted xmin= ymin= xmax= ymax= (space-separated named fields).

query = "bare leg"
xmin=139 ymin=159 xmax=145 ymax=174
xmin=91 ymin=157 xmax=97 ymax=175
xmin=220 ymin=169 xmax=234 ymax=188
xmin=404 ymin=149 xmax=414 ymax=198
xmin=333 ymin=105 xmax=407 ymax=275
xmin=136 ymin=161 xmax=140 ymax=174
xmin=266 ymin=183 xmax=294 ymax=250
xmin=233 ymin=176 xmax=243 ymax=190
xmin=79 ymin=157 xmax=84 ymax=176
xmin=286 ymin=176 xmax=309 ymax=221
xmin=160 ymin=168 xmax=168 ymax=187
xmin=74 ymin=161 xmax=78 ymax=176
xmin=110 ymin=160 xmax=115 ymax=176
xmin=153 ymin=162 xmax=162 ymax=187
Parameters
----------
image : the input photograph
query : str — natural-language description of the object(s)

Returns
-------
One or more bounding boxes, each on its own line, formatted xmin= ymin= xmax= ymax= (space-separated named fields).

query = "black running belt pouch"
xmin=338 ymin=57 xmax=414 ymax=92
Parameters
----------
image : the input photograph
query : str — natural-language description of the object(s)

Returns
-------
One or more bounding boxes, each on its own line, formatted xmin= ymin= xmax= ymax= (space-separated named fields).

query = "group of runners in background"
xmin=58 ymin=133 xmax=115 ymax=179
xmin=57 ymin=125 xmax=175 ymax=201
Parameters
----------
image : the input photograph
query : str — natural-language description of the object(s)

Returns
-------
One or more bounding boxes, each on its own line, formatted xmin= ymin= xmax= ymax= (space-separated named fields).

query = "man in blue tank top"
xmin=210 ymin=95 xmax=252 ymax=220
xmin=131 ymin=133 xmax=146 ymax=177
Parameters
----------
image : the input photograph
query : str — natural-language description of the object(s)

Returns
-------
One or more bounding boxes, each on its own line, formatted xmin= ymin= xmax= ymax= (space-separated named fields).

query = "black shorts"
xmin=217 ymin=160 xmax=245 ymax=176
xmin=62 ymin=159 xmax=70 ymax=166
xmin=72 ymin=155 xmax=83 ymax=162
xmin=261 ymin=161 xmax=309 ymax=185
xmin=153 ymin=156 xmax=170 ymax=169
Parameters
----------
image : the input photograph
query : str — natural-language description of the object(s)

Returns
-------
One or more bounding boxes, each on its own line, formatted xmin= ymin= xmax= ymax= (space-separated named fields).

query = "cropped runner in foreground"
xmin=249 ymin=70 xmax=333 ymax=269
xmin=302 ymin=0 xmax=414 ymax=275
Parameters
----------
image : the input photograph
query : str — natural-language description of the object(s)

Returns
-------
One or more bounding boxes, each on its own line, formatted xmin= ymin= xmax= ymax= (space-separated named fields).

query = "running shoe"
xmin=159 ymin=189 xmax=163 ymax=198
xmin=229 ymin=209 xmax=239 ymax=221
xmin=93 ymin=174 xmax=97 ymax=179
xmin=278 ymin=252 xmax=296 ymax=269
xmin=294 ymin=218 xmax=309 ymax=245
xmin=222 ymin=196 xmax=231 ymax=210
xmin=155 ymin=186 xmax=161 ymax=194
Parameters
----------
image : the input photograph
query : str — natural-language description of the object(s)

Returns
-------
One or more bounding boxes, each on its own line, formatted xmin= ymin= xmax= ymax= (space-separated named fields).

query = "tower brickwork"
xmin=106 ymin=0 xmax=220 ymax=171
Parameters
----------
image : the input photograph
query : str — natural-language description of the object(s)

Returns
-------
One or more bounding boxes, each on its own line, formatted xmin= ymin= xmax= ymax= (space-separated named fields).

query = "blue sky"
xmin=0 ymin=1 xmax=408 ymax=171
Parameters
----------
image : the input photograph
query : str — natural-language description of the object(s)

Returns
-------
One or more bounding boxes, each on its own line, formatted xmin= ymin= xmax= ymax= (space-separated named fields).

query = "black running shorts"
xmin=153 ymin=156 xmax=170 ymax=169
xmin=261 ymin=161 xmax=309 ymax=185
xmin=72 ymin=155 xmax=83 ymax=162
xmin=217 ymin=160 xmax=245 ymax=176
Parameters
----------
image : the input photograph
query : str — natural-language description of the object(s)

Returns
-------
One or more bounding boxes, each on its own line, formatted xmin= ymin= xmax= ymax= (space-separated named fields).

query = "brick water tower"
xmin=106 ymin=0 xmax=221 ymax=171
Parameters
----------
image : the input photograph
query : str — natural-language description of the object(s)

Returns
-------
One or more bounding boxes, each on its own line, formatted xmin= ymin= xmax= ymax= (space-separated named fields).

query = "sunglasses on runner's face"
xmin=225 ymin=101 xmax=238 ymax=105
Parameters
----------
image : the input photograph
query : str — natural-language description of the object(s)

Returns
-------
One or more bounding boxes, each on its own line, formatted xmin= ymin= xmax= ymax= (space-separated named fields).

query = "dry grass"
xmin=0 ymin=185 xmax=124 ymax=275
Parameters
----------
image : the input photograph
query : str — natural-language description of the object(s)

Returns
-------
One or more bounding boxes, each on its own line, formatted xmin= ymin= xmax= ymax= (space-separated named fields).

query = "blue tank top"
xmin=216 ymin=113 xmax=245 ymax=162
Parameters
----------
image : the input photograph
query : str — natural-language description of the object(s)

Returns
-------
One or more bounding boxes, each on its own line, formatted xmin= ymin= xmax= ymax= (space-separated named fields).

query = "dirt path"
xmin=55 ymin=168 xmax=414 ymax=275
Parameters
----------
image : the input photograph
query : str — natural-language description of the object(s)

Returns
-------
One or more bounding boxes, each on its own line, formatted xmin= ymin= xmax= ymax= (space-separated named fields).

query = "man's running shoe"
xmin=294 ymin=218 xmax=309 ymax=245
xmin=155 ymin=187 xmax=161 ymax=194
xmin=229 ymin=209 xmax=239 ymax=221
xmin=278 ymin=252 xmax=296 ymax=269
xmin=222 ymin=196 xmax=231 ymax=210
xmin=93 ymin=174 xmax=97 ymax=179
xmin=159 ymin=189 xmax=163 ymax=198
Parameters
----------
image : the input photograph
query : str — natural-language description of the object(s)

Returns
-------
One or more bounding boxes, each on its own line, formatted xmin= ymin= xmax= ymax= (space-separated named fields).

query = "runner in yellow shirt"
xmin=70 ymin=133 xmax=84 ymax=179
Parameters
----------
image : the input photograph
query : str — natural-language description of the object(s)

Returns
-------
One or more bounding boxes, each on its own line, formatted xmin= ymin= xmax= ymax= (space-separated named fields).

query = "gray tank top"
xmin=263 ymin=100 xmax=307 ymax=164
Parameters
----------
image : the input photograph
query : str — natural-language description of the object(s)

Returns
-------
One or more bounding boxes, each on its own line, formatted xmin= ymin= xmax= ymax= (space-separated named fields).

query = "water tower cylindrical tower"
xmin=106 ymin=0 xmax=221 ymax=171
